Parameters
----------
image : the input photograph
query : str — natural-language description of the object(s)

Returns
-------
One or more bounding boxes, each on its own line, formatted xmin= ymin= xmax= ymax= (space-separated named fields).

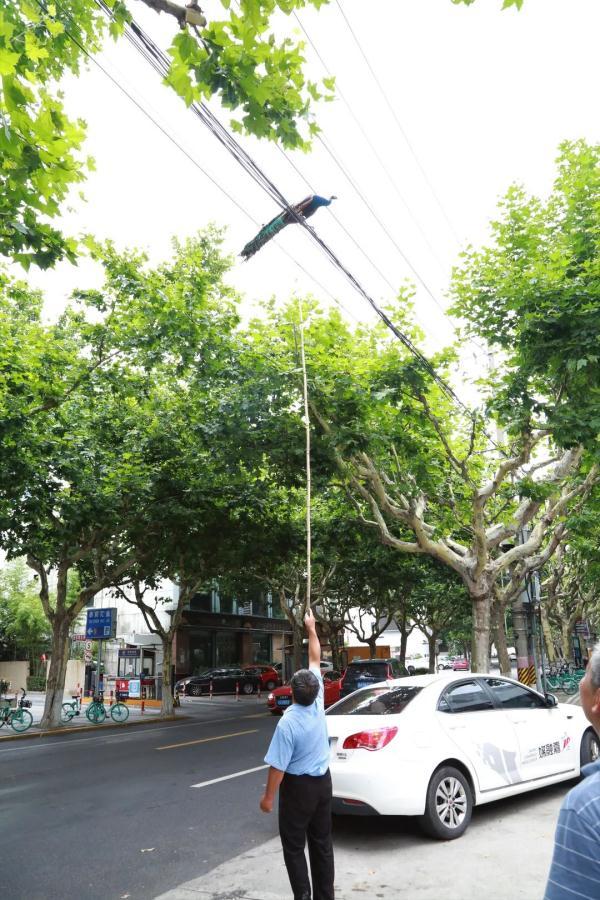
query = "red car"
xmin=452 ymin=658 xmax=469 ymax=671
xmin=267 ymin=670 xmax=342 ymax=715
xmin=243 ymin=665 xmax=280 ymax=691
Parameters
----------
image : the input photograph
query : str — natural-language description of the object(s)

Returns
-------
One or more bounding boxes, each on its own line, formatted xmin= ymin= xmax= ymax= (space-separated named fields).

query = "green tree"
xmin=1 ymin=0 xmax=332 ymax=268
xmin=249 ymin=296 xmax=598 ymax=674
xmin=452 ymin=140 xmax=600 ymax=449
xmin=0 ymin=558 xmax=50 ymax=669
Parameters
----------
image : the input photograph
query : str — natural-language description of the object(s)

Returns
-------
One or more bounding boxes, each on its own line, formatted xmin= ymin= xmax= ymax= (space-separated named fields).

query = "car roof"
xmin=347 ymin=659 xmax=393 ymax=665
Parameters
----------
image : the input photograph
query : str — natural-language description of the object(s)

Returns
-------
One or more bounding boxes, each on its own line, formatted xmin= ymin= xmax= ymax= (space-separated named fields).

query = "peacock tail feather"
xmin=240 ymin=212 xmax=289 ymax=260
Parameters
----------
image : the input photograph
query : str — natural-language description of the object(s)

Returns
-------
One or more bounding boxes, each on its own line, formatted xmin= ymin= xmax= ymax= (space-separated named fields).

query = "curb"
xmin=0 ymin=714 xmax=188 ymax=743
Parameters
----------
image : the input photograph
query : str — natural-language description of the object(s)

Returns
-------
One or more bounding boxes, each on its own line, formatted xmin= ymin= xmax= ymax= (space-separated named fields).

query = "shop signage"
xmin=118 ymin=648 xmax=140 ymax=658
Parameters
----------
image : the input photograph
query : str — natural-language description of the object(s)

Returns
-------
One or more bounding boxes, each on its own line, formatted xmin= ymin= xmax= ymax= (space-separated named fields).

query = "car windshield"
xmin=343 ymin=664 xmax=388 ymax=686
xmin=327 ymin=685 xmax=422 ymax=716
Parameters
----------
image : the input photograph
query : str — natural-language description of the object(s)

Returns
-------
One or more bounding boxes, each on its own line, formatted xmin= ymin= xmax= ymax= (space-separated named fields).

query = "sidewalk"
xmin=0 ymin=696 xmax=176 ymax=742
xmin=154 ymin=780 xmax=566 ymax=900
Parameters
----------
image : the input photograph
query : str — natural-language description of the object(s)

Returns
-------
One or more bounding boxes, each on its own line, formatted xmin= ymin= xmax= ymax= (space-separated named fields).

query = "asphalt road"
xmin=0 ymin=698 xmax=280 ymax=900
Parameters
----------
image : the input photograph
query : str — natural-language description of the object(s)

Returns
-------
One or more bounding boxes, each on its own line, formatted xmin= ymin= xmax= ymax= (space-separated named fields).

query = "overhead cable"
xmin=91 ymin=1 xmax=473 ymax=413
xmin=334 ymin=0 xmax=461 ymax=243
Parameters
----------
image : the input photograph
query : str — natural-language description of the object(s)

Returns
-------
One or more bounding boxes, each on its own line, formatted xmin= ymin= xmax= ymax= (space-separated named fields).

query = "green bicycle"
xmin=0 ymin=689 xmax=33 ymax=733
xmin=86 ymin=693 xmax=129 ymax=724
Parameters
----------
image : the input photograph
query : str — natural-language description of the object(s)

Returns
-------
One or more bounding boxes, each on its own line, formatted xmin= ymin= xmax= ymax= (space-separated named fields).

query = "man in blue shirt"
xmin=544 ymin=642 xmax=600 ymax=899
xmin=260 ymin=608 xmax=334 ymax=900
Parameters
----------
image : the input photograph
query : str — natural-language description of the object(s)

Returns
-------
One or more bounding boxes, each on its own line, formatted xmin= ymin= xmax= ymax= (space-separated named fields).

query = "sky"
xmin=25 ymin=0 xmax=600 ymax=378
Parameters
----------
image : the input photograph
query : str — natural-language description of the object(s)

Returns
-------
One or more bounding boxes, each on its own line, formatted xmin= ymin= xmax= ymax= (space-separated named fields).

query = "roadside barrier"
xmin=235 ymin=681 xmax=240 ymax=702
xmin=209 ymin=679 xmax=213 ymax=700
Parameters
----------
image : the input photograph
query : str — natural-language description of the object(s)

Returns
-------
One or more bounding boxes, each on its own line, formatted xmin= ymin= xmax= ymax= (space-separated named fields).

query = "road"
xmin=0 ymin=697 xmax=280 ymax=900
xmin=1 ymin=692 xmax=581 ymax=900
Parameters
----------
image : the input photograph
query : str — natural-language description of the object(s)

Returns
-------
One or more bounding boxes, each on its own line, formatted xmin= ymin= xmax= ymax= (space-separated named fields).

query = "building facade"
xmin=173 ymin=585 xmax=291 ymax=678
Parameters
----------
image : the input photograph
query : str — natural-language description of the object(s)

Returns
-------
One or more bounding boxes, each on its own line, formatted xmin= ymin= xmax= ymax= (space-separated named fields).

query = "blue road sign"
xmin=85 ymin=607 xmax=117 ymax=640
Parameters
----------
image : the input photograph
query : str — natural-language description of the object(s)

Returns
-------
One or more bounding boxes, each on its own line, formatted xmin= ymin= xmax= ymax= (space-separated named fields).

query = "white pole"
xmin=297 ymin=302 xmax=312 ymax=612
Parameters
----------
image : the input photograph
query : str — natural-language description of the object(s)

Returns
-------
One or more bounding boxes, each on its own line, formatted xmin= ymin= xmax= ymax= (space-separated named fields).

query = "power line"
xmin=99 ymin=3 xmax=472 ymax=413
xmin=34 ymin=0 xmax=357 ymax=322
xmin=51 ymin=0 xmax=475 ymax=415
xmin=292 ymin=10 xmax=446 ymax=271
xmin=334 ymin=0 xmax=461 ymax=244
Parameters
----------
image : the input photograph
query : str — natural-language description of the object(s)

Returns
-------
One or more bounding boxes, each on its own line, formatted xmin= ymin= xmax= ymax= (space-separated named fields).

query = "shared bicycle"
xmin=86 ymin=692 xmax=129 ymax=724
xmin=0 ymin=688 xmax=33 ymax=733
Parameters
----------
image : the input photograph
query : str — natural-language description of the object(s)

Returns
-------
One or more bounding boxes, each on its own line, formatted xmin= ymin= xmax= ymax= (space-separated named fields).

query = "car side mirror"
xmin=545 ymin=692 xmax=558 ymax=707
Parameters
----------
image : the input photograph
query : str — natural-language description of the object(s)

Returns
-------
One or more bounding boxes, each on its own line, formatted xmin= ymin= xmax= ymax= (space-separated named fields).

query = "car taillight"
xmin=342 ymin=726 xmax=398 ymax=751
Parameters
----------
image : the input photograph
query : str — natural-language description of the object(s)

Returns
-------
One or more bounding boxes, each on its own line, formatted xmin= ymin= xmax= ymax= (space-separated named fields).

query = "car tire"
xmin=419 ymin=765 xmax=473 ymax=840
xmin=580 ymin=729 xmax=600 ymax=767
xmin=242 ymin=682 xmax=254 ymax=695
xmin=265 ymin=680 xmax=276 ymax=691
xmin=270 ymin=709 xmax=281 ymax=716
xmin=190 ymin=685 xmax=202 ymax=697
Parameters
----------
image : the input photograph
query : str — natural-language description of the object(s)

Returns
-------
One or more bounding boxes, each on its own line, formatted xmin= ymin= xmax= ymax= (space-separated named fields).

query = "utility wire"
xmin=53 ymin=0 xmax=476 ymax=415
xmin=293 ymin=9 xmax=446 ymax=271
xmin=35 ymin=0 xmax=357 ymax=321
xmin=97 ymin=2 xmax=472 ymax=413
xmin=334 ymin=0 xmax=461 ymax=243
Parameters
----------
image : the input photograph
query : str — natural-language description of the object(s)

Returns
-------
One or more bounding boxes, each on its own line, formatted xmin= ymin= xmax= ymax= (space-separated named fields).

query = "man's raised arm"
xmin=305 ymin=608 xmax=320 ymax=669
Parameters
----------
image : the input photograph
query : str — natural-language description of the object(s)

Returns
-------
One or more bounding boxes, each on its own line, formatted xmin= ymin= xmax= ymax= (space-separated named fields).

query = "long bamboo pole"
xmin=297 ymin=302 xmax=312 ymax=612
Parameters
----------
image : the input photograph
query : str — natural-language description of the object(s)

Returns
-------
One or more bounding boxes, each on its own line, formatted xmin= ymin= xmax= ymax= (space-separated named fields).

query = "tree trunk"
xmin=491 ymin=601 xmax=511 ymax=676
xmin=540 ymin=605 xmax=556 ymax=663
xmin=367 ymin=637 xmax=377 ymax=658
xmin=427 ymin=631 xmax=437 ymax=673
xmin=471 ymin=594 xmax=491 ymax=673
xmin=292 ymin=625 xmax=303 ymax=673
xmin=327 ymin=627 xmax=344 ymax=672
xmin=399 ymin=628 xmax=409 ymax=667
xmin=160 ymin=636 xmax=174 ymax=717
xmin=39 ymin=615 xmax=71 ymax=730
xmin=561 ymin=619 xmax=572 ymax=659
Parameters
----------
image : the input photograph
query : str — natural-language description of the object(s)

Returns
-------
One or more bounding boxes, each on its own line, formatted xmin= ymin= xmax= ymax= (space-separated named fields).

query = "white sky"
xmin=25 ymin=0 xmax=600 ymax=373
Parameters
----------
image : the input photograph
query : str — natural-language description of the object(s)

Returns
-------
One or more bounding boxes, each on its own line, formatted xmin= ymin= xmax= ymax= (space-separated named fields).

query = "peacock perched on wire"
xmin=240 ymin=194 xmax=336 ymax=260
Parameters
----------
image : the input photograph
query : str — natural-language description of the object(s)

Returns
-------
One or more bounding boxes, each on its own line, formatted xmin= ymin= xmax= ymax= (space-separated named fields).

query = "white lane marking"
xmin=191 ymin=764 xmax=269 ymax=789
xmin=0 ymin=713 xmax=270 ymax=755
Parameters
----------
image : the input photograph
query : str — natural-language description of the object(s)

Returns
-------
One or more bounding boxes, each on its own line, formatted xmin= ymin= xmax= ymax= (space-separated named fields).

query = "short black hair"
xmin=290 ymin=669 xmax=319 ymax=706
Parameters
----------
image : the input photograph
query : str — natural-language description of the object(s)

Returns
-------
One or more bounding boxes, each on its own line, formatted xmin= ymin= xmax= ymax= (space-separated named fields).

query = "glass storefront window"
xmin=216 ymin=631 xmax=241 ymax=666
xmin=252 ymin=632 xmax=272 ymax=663
xmin=190 ymin=632 xmax=213 ymax=673
xmin=190 ymin=591 xmax=213 ymax=612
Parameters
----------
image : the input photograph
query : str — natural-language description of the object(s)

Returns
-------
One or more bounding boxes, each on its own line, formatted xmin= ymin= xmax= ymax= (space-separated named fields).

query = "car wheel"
xmin=242 ymin=682 xmax=254 ymax=695
xmin=190 ymin=684 xmax=202 ymax=697
xmin=419 ymin=766 xmax=473 ymax=840
xmin=270 ymin=709 xmax=281 ymax=716
xmin=265 ymin=680 xmax=276 ymax=691
xmin=580 ymin=729 xmax=600 ymax=766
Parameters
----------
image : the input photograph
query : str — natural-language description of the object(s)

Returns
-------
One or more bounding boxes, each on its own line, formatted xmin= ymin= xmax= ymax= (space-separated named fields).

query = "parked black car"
xmin=339 ymin=659 xmax=408 ymax=699
xmin=175 ymin=668 xmax=261 ymax=697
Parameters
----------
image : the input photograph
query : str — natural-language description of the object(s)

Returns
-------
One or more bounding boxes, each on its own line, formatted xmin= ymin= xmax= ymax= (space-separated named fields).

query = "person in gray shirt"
xmin=544 ymin=642 xmax=600 ymax=899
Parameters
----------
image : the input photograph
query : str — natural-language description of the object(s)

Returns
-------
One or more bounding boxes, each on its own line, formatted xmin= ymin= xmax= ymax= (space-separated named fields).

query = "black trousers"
xmin=278 ymin=770 xmax=335 ymax=900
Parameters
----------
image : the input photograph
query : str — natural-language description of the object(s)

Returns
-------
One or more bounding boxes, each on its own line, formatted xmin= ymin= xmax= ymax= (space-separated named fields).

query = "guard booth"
xmin=117 ymin=646 xmax=158 ymax=699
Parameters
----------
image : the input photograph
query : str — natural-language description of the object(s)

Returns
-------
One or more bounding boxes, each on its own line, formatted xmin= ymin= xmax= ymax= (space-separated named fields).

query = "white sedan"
xmin=326 ymin=672 xmax=599 ymax=839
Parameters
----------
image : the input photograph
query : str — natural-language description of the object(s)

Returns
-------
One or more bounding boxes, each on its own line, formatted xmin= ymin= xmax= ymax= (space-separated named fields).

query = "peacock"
xmin=240 ymin=194 xmax=336 ymax=260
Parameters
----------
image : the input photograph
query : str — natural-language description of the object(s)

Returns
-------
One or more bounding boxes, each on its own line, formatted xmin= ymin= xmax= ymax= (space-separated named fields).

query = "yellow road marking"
xmin=156 ymin=729 xmax=258 ymax=751
xmin=243 ymin=713 xmax=269 ymax=719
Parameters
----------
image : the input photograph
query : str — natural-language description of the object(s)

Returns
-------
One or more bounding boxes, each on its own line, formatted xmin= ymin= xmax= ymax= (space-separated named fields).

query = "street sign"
xmin=84 ymin=651 xmax=93 ymax=664
xmin=72 ymin=634 xmax=86 ymax=642
xmin=85 ymin=608 xmax=117 ymax=640
xmin=85 ymin=641 xmax=92 ymax=651
xmin=128 ymin=678 xmax=141 ymax=698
